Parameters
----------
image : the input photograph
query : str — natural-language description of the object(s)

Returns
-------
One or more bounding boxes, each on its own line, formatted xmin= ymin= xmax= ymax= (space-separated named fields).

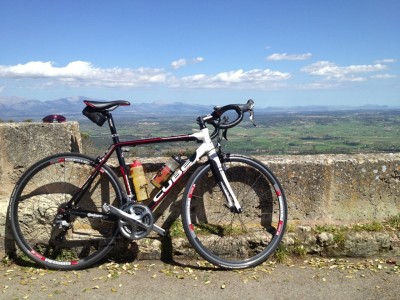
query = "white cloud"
xmin=295 ymin=82 xmax=340 ymax=90
xmin=175 ymin=68 xmax=291 ymax=88
xmin=371 ymin=74 xmax=397 ymax=79
xmin=193 ymin=57 xmax=204 ymax=63
xmin=267 ymin=53 xmax=312 ymax=61
xmin=0 ymin=60 xmax=290 ymax=90
xmin=374 ymin=58 xmax=397 ymax=64
xmin=0 ymin=61 xmax=95 ymax=78
xmin=171 ymin=58 xmax=187 ymax=69
xmin=171 ymin=57 xmax=204 ymax=69
xmin=0 ymin=61 xmax=170 ymax=87
xmin=301 ymin=61 xmax=387 ymax=82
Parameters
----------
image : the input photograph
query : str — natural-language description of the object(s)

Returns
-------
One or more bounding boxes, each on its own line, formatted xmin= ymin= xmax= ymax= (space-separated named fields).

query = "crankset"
xmin=103 ymin=203 xmax=166 ymax=239
xmin=120 ymin=203 xmax=153 ymax=240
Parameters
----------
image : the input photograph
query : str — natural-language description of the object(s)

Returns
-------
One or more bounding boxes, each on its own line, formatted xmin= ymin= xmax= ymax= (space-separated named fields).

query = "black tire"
xmin=9 ymin=153 xmax=123 ymax=270
xmin=181 ymin=154 xmax=287 ymax=269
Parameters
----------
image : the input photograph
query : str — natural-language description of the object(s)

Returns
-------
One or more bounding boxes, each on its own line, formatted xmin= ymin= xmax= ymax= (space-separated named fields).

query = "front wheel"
xmin=181 ymin=154 xmax=287 ymax=269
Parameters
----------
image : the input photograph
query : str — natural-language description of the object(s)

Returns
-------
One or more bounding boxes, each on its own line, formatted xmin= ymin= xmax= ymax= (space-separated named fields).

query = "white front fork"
xmin=191 ymin=128 xmax=242 ymax=213
xmin=208 ymin=150 xmax=242 ymax=212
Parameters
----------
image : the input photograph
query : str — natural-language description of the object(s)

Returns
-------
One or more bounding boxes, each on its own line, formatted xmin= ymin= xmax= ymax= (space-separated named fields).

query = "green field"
xmin=79 ymin=109 xmax=400 ymax=158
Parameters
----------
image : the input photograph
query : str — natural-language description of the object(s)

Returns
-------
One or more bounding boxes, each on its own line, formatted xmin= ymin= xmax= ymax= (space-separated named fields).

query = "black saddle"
xmin=82 ymin=100 xmax=130 ymax=126
xmin=84 ymin=100 xmax=130 ymax=111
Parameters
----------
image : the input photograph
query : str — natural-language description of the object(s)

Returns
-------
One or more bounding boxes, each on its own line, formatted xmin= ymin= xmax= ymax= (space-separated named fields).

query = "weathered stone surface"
xmin=317 ymin=232 xmax=334 ymax=246
xmin=0 ymin=122 xmax=81 ymax=190
xmin=343 ymin=232 xmax=393 ymax=257
xmin=260 ymin=154 xmax=400 ymax=223
xmin=110 ymin=228 xmax=400 ymax=261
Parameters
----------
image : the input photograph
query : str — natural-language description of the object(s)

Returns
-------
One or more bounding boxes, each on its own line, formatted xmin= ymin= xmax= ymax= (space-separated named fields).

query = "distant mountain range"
xmin=0 ymin=96 xmax=398 ymax=121
xmin=0 ymin=96 xmax=211 ymax=120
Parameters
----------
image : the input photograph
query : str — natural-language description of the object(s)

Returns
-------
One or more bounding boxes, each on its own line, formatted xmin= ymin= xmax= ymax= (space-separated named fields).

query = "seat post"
xmin=106 ymin=112 xmax=120 ymax=144
xmin=106 ymin=112 xmax=129 ymax=170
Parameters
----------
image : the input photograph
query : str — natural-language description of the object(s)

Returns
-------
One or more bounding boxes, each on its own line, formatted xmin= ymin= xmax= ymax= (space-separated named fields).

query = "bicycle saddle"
xmin=84 ymin=100 xmax=131 ymax=111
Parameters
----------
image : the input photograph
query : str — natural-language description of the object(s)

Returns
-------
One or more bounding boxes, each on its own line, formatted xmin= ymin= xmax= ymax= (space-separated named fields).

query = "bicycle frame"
xmin=69 ymin=111 xmax=242 ymax=231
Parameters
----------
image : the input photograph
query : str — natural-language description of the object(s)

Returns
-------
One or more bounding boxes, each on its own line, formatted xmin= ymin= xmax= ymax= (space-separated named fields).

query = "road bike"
xmin=9 ymin=99 xmax=288 ymax=270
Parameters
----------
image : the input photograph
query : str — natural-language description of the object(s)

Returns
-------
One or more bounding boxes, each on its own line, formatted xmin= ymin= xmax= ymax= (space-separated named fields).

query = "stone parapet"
xmin=0 ymin=122 xmax=399 ymax=258
xmin=259 ymin=153 xmax=400 ymax=223
xmin=0 ymin=122 xmax=81 ymax=191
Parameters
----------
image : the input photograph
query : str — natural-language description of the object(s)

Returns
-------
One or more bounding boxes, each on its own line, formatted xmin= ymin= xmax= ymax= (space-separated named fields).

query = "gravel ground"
xmin=0 ymin=256 xmax=399 ymax=300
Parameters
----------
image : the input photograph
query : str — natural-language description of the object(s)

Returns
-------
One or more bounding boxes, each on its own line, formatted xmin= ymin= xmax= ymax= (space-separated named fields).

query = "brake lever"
xmin=221 ymin=115 xmax=230 ymax=140
xmin=249 ymin=109 xmax=256 ymax=127
xmin=222 ymin=129 xmax=228 ymax=140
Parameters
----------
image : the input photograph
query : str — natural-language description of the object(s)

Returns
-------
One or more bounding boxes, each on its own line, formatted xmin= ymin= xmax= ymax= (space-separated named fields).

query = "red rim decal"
xmin=31 ymin=249 xmax=45 ymax=261
xmin=276 ymin=220 xmax=284 ymax=236
xmin=188 ymin=184 xmax=196 ymax=199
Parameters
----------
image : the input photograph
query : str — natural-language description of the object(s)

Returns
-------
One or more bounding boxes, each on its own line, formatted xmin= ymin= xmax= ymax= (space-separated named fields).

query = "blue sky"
xmin=0 ymin=0 xmax=399 ymax=107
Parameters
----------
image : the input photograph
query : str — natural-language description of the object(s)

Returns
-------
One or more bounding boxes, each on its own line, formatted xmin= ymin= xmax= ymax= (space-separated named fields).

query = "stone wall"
xmin=261 ymin=154 xmax=400 ymax=224
xmin=0 ymin=122 xmax=399 ymax=257
xmin=0 ymin=122 xmax=81 ymax=194
xmin=0 ymin=122 xmax=81 ymax=251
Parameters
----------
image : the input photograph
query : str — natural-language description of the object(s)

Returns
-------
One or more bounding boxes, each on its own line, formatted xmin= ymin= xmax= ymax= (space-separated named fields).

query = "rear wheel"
xmin=181 ymin=155 xmax=287 ymax=269
xmin=9 ymin=153 xmax=123 ymax=270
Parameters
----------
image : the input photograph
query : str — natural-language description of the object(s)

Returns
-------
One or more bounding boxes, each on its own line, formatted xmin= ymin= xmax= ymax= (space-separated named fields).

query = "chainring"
xmin=118 ymin=203 xmax=154 ymax=240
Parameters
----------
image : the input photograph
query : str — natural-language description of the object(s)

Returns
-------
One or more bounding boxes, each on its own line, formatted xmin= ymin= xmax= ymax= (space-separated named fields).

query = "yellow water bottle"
xmin=130 ymin=160 xmax=149 ymax=201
